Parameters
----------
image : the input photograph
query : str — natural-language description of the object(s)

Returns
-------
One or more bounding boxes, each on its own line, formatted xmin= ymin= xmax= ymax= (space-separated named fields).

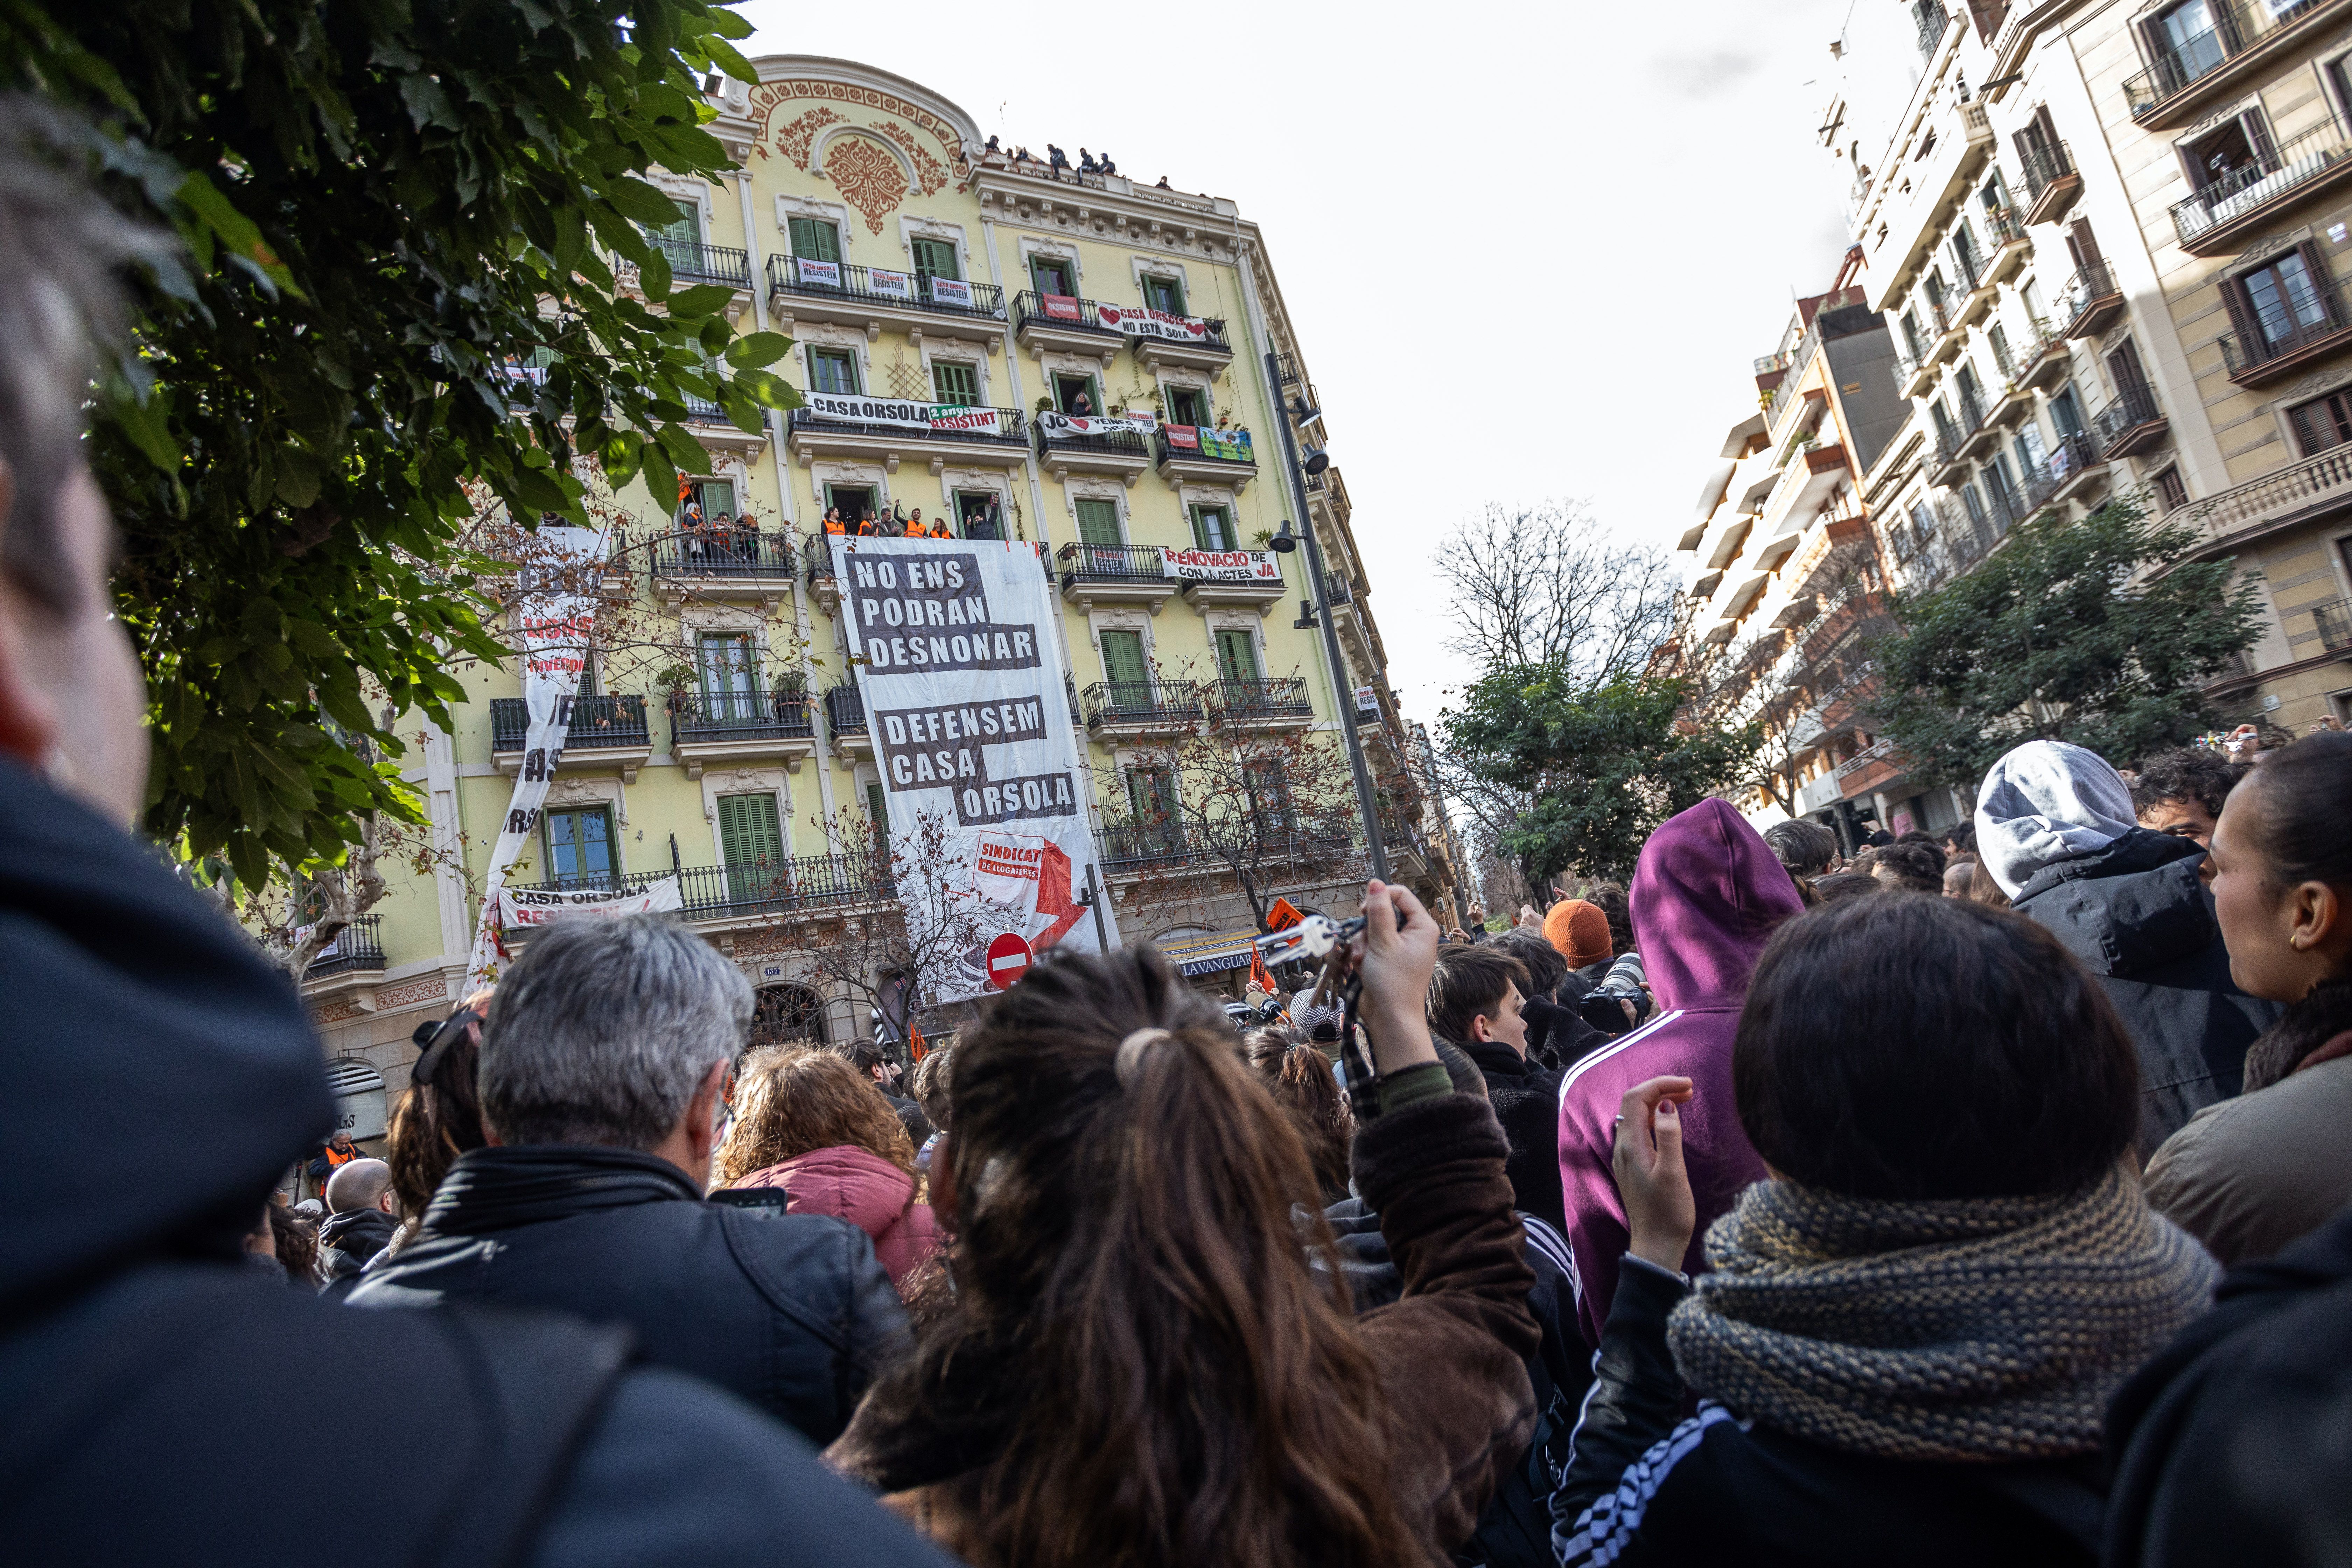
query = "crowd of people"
xmin=10 ymin=124 xmax=2352 ymax=1567
xmin=820 ymin=502 xmax=959 ymax=541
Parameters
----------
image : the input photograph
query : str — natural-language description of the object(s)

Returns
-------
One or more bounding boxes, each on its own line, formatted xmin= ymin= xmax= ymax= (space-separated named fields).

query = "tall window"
xmin=1243 ymin=758 xmax=1293 ymax=835
xmin=646 ymin=198 xmax=698 ymax=256
xmin=810 ymin=349 xmax=859 ymax=396
xmin=2235 ymin=247 xmax=2333 ymax=350
xmin=865 ymin=781 xmax=889 ymax=833
xmin=1099 ymin=629 xmax=1149 ymax=694
xmin=1214 ymin=628 xmax=1261 ymax=684
xmin=2288 ymin=388 xmax=2352 ymax=455
xmin=1029 ymin=254 xmax=1074 ymax=296
xmin=1142 ymin=274 xmax=1186 ymax=314
xmin=1190 ymin=504 xmax=1237 ymax=551
xmin=2049 ymin=385 xmax=2086 ymax=438
xmin=1054 ymin=373 xmax=1098 ymax=415
xmin=1166 ymin=385 xmax=1209 ymax=426
xmin=1901 ymin=310 xmax=1927 ymax=359
xmin=2148 ymin=1 xmax=2226 ymax=88
xmin=788 ymin=216 xmax=841 ymax=263
xmin=1126 ymin=765 xmax=1177 ymax=828
xmin=716 ymin=793 xmax=784 ymax=891
xmin=1074 ymin=498 xmax=1122 ymax=546
xmin=931 ymin=360 xmax=980 ymax=405
xmin=697 ymin=632 xmax=758 ymax=716
xmin=910 ymin=237 xmax=959 ymax=288
xmin=2154 ymin=465 xmax=2189 ymax=511
xmin=2015 ymin=420 xmax=2047 ymax=474
xmin=543 ymin=806 xmax=614 ymax=887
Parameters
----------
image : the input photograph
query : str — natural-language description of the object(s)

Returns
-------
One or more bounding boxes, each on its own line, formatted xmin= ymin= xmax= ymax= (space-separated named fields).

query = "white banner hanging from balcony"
xmin=464 ymin=522 xmax=613 ymax=989
xmin=928 ymin=276 xmax=976 ymax=309
xmin=802 ymin=390 xmax=1012 ymax=438
xmin=866 ymin=267 xmax=915 ymax=301
xmin=1159 ymin=546 xmax=1281 ymax=584
xmin=793 ymin=257 xmax=842 ymax=288
xmin=831 ymin=535 xmax=1119 ymax=1003
xmin=1037 ymin=410 xmax=1158 ymax=439
xmin=1094 ymin=303 xmax=1210 ymax=343
xmin=498 ymin=875 xmax=684 ymax=929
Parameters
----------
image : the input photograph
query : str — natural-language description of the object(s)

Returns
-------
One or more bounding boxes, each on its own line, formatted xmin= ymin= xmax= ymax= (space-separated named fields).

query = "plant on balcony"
xmin=4 ymin=0 xmax=801 ymax=889
xmin=1867 ymin=496 xmax=2264 ymax=788
xmin=771 ymin=668 xmax=809 ymax=699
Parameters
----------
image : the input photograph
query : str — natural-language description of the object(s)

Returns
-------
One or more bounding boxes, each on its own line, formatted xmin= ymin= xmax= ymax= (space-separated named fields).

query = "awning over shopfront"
xmin=1155 ymin=928 xmax=1260 ymax=977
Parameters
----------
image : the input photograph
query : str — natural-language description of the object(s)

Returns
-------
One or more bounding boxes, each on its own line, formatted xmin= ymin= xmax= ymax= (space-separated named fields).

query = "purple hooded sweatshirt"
xmin=1555 ymin=798 xmax=1804 ymax=1349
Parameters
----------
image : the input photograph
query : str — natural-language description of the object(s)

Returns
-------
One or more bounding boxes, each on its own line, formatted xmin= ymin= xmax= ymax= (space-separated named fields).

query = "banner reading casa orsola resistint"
xmin=803 ymin=390 xmax=1012 ymax=437
xmin=464 ymin=523 xmax=612 ymax=987
xmin=499 ymin=875 xmax=683 ymax=928
xmin=1160 ymin=546 xmax=1282 ymax=584
xmin=832 ymin=536 xmax=1118 ymax=1001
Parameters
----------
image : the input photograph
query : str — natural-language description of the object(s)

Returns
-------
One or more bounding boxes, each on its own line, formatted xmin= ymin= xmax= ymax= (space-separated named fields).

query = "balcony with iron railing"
xmin=2018 ymin=139 xmax=2082 ymax=226
xmin=824 ymin=682 xmax=867 ymax=737
xmin=649 ymin=528 xmax=797 ymax=580
xmin=1982 ymin=205 xmax=2031 ymax=280
xmin=668 ymin=688 xmax=816 ymax=746
xmin=1013 ymin=289 xmax=1126 ymax=343
xmin=1153 ymin=426 xmax=1258 ymax=485
xmin=2093 ymin=379 xmax=2169 ymax=458
xmin=2059 ymin=259 xmax=2125 ymax=340
xmin=489 ymin=694 xmax=651 ymax=756
xmin=2218 ymin=286 xmax=2352 ymax=386
xmin=1206 ymin=676 xmax=1314 ymax=726
xmin=307 ymin=915 xmax=385 ymax=979
xmin=1081 ymin=679 xmax=1202 ymax=734
xmin=648 ymin=238 xmax=751 ymax=291
xmin=2310 ymin=595 xmax=2352 ymax=655
xmin=2124 ymin=0 xmax=2348 ymax=127
xmin=511 ymin=854 xmax=895 ymax=926
xmin=786 ymin=404 xmax=1028 ymax=454
xmin=1032 ymin=419 xmax=1152 ymax=481
xmin=764 ymin=254 xmax=1007 ymax=322
xmin=1914 ymin=0 xmax=1952 ymax=59
xmin=2172 ymin=118 xmax=2352 ymax=254
xmin=2043 ymin=429 xmax=2107 ymax=502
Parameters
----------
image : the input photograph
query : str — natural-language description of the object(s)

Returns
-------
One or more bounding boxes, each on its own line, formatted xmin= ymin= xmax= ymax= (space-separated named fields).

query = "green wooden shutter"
xmin=790 ymin=217 xmax=841 ymax=262
xmin=1074 ymin=498 xmax=1122 ymax=545
xmin=651 ymin=199 xmax=698 ymax=245
xmin=866 ymin=782 xmax=890 ymax=833
xmin=1100 ymin=629 xmax=1148 ymax=689
xmin=812 ymin=350 xmax=859 ymax=395
xmin=717 ymin=792 xmax=783 ymax=867
xmin=1215 ymin=630 xmax=1260 ymax=682
xmin=1191 ymin=506 xmax=1234 ymax=550
xmin=931 ymin=361 xmax=980 ymax=404
xmin=910 ymin=237 xmax=959 ymax=282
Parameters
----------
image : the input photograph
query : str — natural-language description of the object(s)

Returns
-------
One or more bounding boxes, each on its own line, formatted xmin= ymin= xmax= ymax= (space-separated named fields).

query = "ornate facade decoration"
xmin=750 ymin=79 xmax=971 ymax=184
xmin=825 ymin=136 xmax=911 ymax=234
xmin=769 ymin=106 xmax=843 ymax=170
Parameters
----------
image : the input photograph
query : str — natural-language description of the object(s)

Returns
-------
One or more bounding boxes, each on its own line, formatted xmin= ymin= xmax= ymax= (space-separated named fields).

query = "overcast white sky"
xmin=738 ymin=0 xmax=1862 ymax=727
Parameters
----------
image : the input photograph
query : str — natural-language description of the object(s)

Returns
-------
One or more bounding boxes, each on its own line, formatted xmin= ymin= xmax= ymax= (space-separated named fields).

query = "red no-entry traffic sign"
xmin=985 ymin=931 xmax=1033 ymax=990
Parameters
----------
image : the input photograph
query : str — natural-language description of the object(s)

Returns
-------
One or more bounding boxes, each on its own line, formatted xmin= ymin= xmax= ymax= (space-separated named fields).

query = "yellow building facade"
xmin=303 ymin=55 xmax=1445 ymax=1091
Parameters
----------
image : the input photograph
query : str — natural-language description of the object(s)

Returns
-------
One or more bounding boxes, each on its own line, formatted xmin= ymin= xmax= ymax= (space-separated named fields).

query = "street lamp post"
xmin=1264 ymin=350 xmax=1390 ymax=884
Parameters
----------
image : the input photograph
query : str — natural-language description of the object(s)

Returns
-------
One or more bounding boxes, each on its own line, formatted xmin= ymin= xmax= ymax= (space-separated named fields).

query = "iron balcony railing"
xmin=1275 ymin=352 xmax=1303 ymax=384
xmin=669 ymin=689 xmax=815 ymax=745
xmin=788 ymin=405 xmax=1028 ymax=448
xmin=1057 ymin=541 xmax=1170 ymax=584
xmin=803 ymin=532 xmax=837 ymax=586
xmin=511 ymin=855 xmax=895 ymax=922
xmin=2093 ymin=379 xmax=2165 ymax=454
xmin=2219 ymin=292 xmax=2352 ymax=380
xmin=1207 ymin=676 xmax=1314 ymax=720
xmin=2124 ymin=0 xmax=2334 ymax=119
xmin=2313 ymin=595 xmax=2352 ymax=653
xmin=823 ymin=682 xmax=867 ymax=737
xmin=649 ymin=528 xmax=797 ymax=577
xmin=764 ymin=254 xmax=1007 ymax=320
xmin=2043 ymin=428 xmax=2101 ymax=489
xmin=1014 ymin=289 xmax=1124 ymax=337
xmin=308 ymin=915 xmax=385 ymax=978
xmin=1949 ymin=240 xmax=1985 ymax=295
xmin=1983 ymin=204 xmax=2028 ymax=249
xmin=2018 ymin=140 xmax=2078 ymax=207
xmin=1098 ymin=820 xmax=1197 ymax=873
xmin=2059 ymin=259 xmax=2121 ymax=334
xmin=648 ymin=239 xmax=750 ymax=290
xmin=1153 ymin=428 xmax=1257 ymax=469
xmin=1034 ymin=422 xmax=1150 ymax=461
xmin=1914 ymin=0 xmax=1952 ymax=58
xmin=489 ymin=694 xmax=650 ymax=754
xmin=1081 ymin=679 xmax=1202 ymax=729
xmin=2171 ymin=119 xmax=2352 ymax=247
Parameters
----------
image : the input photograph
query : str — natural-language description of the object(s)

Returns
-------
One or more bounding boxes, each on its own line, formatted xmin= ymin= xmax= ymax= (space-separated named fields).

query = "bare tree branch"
xmin=1431 ymin=500 xmax=1679 ymax=680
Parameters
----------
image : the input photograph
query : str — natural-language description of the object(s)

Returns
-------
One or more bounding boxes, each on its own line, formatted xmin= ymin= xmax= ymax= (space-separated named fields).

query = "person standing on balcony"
xmin=904 ymin=507 xmax=923 ymax=540
xmin=822 ymin=506 xmax=846 ymax=536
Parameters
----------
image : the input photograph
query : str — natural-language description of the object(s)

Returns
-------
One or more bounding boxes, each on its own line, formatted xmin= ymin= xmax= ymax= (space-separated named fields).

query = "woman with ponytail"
xmin=824 ymin=881 xmax=1540 ymax=1567
xmin=2142 ymin=730 xmax=2352 ymax=1265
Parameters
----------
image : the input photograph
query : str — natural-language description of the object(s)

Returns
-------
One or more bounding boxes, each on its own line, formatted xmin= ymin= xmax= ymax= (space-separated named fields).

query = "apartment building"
xmin=301 ymin=56 xmax=1446 ymax=1088
xmin=1664 ymin=272 xmax=1915 ymax=845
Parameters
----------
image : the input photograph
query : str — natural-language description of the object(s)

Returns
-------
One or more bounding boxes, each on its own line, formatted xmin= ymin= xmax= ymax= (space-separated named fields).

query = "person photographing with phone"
xmin=825 ymin=881 xmax=1542 ymax=1568
xmin=1548 ymin=895 xmax=2216 ymax=1567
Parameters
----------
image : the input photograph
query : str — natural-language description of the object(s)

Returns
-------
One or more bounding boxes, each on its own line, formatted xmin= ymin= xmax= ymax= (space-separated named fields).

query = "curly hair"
xmin=908 ymin=1045 xmax=955 ymax=1132
xmin=2131 ymin=746 xmax=2245 ymax=822
xmin=719 ymin=1044 xmax=915 ymax=1185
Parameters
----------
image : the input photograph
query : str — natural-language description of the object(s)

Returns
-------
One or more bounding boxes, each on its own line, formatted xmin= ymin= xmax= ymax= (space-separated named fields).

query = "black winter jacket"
xmin=348 ymin=1144 xmax=908 ymax=1444
xmin=2010 ymin=830 xmax=2277 ymax=1151
xmin=2105 ymin=1206 xmax=2352 ymax=1567
xmin=1549 ymin=1259 xmax=2104 ymax=1567
xmin=1459 ymin=1037 xmax=1569 ymax=1236
xmin=0 ymin=756 xmax=948 ymax=1568
xmin=315 ymin=1205 xmax=396 ymax=1297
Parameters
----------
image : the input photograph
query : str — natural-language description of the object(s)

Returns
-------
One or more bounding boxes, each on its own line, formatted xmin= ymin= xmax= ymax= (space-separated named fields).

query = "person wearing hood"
xmin=718 ymin=1044 xmax=943 ymax=1291
xmin=1555 ymin=799 xmax=1804 ymax=1349
xmin=349 ymin=916 xmax=911 ymax=1446
xmin=0 ymin=131 xmax=948 ymax=1568
xmin=315 ymin=1158 xmax=399 ymax=1298
xmin=1976 ymin=740 xmax=2278 ymax=1152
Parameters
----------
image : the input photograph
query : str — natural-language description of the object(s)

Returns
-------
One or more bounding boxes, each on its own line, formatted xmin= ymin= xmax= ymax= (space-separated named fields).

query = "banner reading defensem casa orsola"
xmin=831 ymin=537 xmax=1117 ymax=1001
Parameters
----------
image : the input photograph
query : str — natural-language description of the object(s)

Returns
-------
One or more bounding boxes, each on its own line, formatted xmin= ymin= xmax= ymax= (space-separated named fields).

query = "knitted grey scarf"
xmin=1667 ymin=1167 xmax=2217 ymax=1463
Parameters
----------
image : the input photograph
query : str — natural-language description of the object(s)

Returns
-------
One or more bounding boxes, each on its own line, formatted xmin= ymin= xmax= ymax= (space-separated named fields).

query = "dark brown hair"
xmin=267 ymin=1203 xmax=318 ymax=1285
xmin=1244 ymin=1031 xmax=1354 ymax=1205
xmin=1426 ymin=946 xmax=1527 ymax=1044
xmin=384 ymin=1010 xmax=489 ymax=1221
xmin=718 ymin=1044 xmax=915 ymax=1184
xmin=1587 ymin=881 xmax=1636 ymax=957
xmin=848 ymin=945 xmax=1419 ymax=1568
xmin=1735 ymin=895 xmax=2140 ymax=1196
xmin=909 ymin=1045 xmax=955 ymax=1131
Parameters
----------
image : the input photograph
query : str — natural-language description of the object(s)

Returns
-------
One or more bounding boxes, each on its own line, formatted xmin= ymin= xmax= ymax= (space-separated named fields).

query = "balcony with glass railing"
xmin=2172 ymin=119 xmax=2352 ymax=254
xmin=2124 ymin=0 xmax=2348 ymax=128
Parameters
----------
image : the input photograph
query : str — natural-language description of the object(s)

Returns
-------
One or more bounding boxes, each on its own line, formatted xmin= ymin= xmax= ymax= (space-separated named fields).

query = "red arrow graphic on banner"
xmin=1032 ymin=840 xmax=1086 ymax=951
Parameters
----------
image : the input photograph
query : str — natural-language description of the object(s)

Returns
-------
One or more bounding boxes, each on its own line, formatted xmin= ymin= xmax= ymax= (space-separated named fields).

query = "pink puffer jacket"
xmin=730 ymin=1144 xmax=941 ymax=1291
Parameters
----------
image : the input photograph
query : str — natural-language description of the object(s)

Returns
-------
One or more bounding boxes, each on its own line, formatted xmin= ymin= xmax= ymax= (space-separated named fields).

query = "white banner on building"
xmin=499 ymin=875 xmax=684 ymax=928
xmin=830 ymin=537 xmax=1117 ymax=1001
xmin=1037 ymin=410 xmax=1158 ymax=440
xmin=1094 ymin=302 xmax=1210 ymax=343
xmin=867 ymin=266 xmax=915 ymax=300
xmin=802 ymin=390 xmax=1011 ymax=437
xmin=464 ymin=523 xmax=612 ymax=988
xmin=928 ymin=275 xmax=978 ymax=309
xmin=793 ymin=256 xmax=842 ymax=288
xmin=1160 ymin=546 xmax=1281 ymax=584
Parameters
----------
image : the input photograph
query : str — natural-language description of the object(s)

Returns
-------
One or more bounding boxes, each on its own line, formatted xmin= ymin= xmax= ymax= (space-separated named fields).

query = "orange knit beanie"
xmin=1545 ymin=899 xmax=1612 ymax=969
